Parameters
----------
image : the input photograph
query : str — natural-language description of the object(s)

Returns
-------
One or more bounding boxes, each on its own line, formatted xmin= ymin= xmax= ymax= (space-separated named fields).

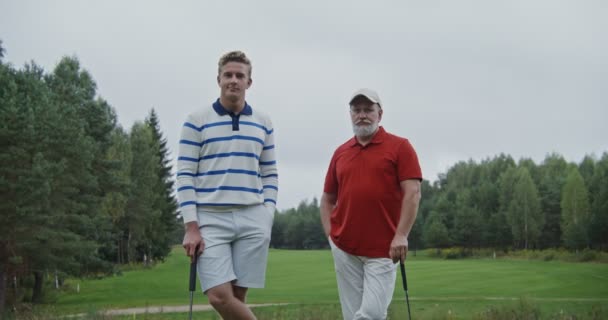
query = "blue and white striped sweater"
xmin=176 ymin=101 xmax=278 ymax=223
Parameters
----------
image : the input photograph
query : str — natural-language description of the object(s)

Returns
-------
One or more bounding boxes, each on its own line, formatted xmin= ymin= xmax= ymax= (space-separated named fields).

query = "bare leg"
xmin=233 ymin=284 xmax=249 ymax=303
xmin=207 ymin=282 xmax=256 ymax=320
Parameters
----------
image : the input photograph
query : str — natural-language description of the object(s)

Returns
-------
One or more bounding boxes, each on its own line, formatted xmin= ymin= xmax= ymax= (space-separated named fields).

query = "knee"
xmin=357 ymin=305 xmax=387 ymax=320
xmin=207 ymin=290 xmax=231 ymax=308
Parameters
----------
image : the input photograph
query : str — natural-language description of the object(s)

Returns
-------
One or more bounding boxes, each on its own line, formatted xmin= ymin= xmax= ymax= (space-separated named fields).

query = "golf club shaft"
xmin=189 ymin=292 xmax=194 ymax=320
xmin=189 ymin=246 xmax=199 ymax=320
xmin=405 ymin=290 xmax=411 ymax=320
xmin=400 ymin=260 xmax=412 ymax=320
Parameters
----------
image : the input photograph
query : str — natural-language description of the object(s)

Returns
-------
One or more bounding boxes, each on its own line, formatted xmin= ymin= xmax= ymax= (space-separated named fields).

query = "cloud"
xmin=2 ymin=0 xmax=606 ymax=209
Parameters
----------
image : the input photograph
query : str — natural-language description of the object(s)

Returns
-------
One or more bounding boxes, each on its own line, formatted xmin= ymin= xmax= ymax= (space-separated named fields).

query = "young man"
xmin=178 ymin=51 xmax=278 ymax=319
xmin=320 ymin=88 xmax=422 ymax=320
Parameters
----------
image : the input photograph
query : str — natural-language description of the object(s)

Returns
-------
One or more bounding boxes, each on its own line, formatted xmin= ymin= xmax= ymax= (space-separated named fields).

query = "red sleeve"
xmin=397 ymin=139 xmax=422 ymax=181
xmin=324 ymin=150 xmax=339 ymax=194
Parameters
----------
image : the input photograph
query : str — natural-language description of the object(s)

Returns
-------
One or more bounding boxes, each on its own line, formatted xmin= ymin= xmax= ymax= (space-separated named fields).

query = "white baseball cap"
xmin=349 ymin=88 xmax=382 ymax=108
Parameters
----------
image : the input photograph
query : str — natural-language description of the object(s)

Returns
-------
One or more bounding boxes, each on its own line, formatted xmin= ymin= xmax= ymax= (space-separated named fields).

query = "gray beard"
xmin=352 ymin=123 xmax=378 ymax=138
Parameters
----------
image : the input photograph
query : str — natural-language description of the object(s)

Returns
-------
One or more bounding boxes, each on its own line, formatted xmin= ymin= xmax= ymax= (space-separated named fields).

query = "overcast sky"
xmin=2 ymin=1 xmax=607 ymax=210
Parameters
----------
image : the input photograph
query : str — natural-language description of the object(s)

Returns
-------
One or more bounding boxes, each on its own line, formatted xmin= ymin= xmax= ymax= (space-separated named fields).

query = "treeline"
xmin=0 ymin=43 xmax=180 ymax=312
xmin=271 ymin=199 xmax=326 ymax=249
xmin=271 ymin=153 xmax=608 ymax=252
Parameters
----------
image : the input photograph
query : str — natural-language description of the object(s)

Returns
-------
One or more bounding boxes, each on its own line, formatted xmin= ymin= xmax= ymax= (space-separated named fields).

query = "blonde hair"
xmin=218 ymin=51 xmax=252 ymax=77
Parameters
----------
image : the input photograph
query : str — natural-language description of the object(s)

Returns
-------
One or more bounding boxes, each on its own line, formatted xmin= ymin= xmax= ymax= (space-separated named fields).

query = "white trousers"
xmin=329 ymin=238 xmax=397 ymax=320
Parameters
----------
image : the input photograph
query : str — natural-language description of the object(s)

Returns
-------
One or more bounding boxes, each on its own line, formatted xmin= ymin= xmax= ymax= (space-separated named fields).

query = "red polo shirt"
xmin=324 ymin=126 xmax=422 ymax=258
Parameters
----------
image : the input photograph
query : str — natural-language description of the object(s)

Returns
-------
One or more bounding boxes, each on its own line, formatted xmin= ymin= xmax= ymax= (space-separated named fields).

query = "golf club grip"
xmin=189 ymin=257 xmax=197 ymax=291
xmin=400 ymin=261 xmax=408 ymax=291
xmin=189 ymin=246 xmax=199 ymax=291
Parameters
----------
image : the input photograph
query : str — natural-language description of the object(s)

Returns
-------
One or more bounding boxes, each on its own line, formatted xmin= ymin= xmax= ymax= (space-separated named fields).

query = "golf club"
xmin=399 ymin=260 xmax=412 ymax=320
xmin=189 ymin=245 xmax=200 ymax=320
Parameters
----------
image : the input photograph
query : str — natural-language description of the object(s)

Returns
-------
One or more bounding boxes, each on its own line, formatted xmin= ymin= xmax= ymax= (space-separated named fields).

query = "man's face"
xmin=217 ymin=62 xmax=252 ymax=104
xmin=350 ymin=96 xmax=382 ymax=138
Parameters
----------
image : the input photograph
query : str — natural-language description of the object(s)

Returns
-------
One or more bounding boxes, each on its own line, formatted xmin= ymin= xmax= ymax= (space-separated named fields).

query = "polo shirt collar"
xmin=348 ymin=126 xmax=387 ymax=147
xmin=212 ymin=98 xmax=253 ymax=116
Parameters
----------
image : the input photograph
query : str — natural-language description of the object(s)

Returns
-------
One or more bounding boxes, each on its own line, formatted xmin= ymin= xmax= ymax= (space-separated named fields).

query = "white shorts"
xmin=196 ymin=204 xmax=274 ymax=292
xmin=329 ymin=237 xmax=397 ymax=320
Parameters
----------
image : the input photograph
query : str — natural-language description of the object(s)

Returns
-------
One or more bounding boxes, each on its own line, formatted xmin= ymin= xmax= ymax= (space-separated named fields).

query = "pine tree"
xmin=0 ymin=62 xmax=103 ymax=302
xmin=46 ymin=57 xmax=118 ymax=272
xmin=145 ymin=109 xmax=179 ymax=261
xmin=100 ymin=127 xmax=132 ymax=264
xmin=125 ymin=122 xmax=160 ymax=263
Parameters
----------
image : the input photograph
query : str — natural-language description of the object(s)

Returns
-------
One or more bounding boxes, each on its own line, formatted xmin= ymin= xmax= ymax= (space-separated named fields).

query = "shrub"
xmin=424 ymin=247 xmax=608 ymax=263
xmin=473 ymin=298 xmax=541 ymax=320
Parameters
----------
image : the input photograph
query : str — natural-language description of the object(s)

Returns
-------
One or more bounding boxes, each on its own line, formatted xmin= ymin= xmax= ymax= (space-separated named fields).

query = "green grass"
xmin=48 ymin=247 xmax=608 ymax=319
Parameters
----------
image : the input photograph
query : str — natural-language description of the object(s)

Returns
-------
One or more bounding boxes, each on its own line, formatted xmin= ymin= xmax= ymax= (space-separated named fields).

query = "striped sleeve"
xmin=176 ymin=113 xmax=201 ymax=224
xmin=260 ymin=116 xmax=278 ymax=209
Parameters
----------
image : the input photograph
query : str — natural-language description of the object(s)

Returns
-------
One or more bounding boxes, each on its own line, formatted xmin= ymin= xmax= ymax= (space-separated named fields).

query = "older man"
xmin=320 ymin=88 xmax=422 ymax=320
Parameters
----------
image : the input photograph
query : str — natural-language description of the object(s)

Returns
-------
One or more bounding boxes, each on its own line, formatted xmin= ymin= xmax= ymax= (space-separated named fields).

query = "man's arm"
xmin=320 ymin=192 xmax=337 ymax=237
xmin=177 ymin=115 xmax=204 ymax=259
xmin=389 ymin=179 xmax=422 ymax=263
xmin=260 ymin=118 xmax=278 ymax=211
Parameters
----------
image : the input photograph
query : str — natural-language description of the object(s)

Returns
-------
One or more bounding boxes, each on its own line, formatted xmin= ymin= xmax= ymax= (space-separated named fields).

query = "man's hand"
xmin=182 ymin=222 xmax=204 ymax=261
xmin=389 ymin=234 xmax=409 ymax=263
